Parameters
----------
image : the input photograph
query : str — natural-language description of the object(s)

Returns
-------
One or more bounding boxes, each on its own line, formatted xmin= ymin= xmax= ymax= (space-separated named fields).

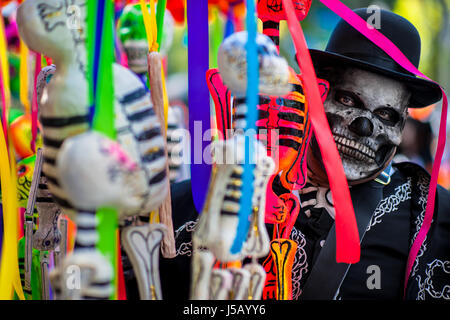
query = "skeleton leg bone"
xmin=121 ymin=223 xmax=166 ymax=300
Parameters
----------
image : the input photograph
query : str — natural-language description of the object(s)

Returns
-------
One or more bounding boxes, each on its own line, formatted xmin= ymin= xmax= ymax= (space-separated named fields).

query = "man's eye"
xmin=338 ymin=95 xmax=355 ymax=107
xmin=374 ymin=108 xmax=399 ymax=124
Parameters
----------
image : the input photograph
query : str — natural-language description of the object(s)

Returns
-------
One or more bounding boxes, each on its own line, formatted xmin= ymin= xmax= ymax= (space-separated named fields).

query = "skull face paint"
xmin=311 ymin=67 xmax=410 ymax=182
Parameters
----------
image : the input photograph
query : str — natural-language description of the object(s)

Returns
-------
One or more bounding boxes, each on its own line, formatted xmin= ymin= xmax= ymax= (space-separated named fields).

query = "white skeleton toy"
xmin=17 ymin=0 xmax=170 ymax=300
xmin=191 ymin=31 xmax=290 ymax=300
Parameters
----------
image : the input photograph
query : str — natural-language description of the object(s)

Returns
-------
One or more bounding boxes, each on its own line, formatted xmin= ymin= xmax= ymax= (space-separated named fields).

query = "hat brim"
xmin=309 ymin=49 xmax=442 ymax=108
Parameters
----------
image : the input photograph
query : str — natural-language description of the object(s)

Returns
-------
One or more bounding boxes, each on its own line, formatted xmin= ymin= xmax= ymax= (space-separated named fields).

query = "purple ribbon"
xmin=187 ymin=0 xmax=211 ymax=213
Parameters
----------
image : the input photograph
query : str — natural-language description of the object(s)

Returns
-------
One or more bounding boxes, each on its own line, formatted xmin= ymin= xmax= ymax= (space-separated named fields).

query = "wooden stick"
xmin=147 ymin=52 xmax=176 ymax=258
xmin=24 ymin=148 xmax=43 ymax=290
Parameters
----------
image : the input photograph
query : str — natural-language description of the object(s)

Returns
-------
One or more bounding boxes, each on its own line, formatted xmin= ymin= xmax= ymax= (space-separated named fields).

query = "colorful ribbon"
xmin=0 ymin=15 xmax=10 ymax=149
xmin=139 ymin=0 xmax=169 ymax=128
xmin=230 ymin=0 xmax=259 ymax=254
xmin=187 ymin=0 xmax=212 ymax=213
xmin=30 ymin=52 xmax=41 ymax=154
xmin=282 ymin=0 xmax=360 ymax=263
xmin=19 ymin=39 xmax=30 ymax=114
xmin=0 ymin=128 xmax=24 ymax=300
xmin=156 ymin=0 xmax=167 ymax=49
xmin=139 ymin=0 xmax=158 ymax=52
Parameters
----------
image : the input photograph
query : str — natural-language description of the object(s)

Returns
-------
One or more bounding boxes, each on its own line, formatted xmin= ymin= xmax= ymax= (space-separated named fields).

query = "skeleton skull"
xmin=217 ymin=31 xmax=291 ymax=97
xmin=56 ymin=131 xmax=148 ymax=214
xmin=310 ymin=67 xmax=410 ymax=182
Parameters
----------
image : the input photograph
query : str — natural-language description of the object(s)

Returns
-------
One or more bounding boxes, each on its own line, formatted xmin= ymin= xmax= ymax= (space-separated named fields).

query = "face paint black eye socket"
xmin=373 ymin=108 xmax=400 ymax=125
xmin=334 ymin=90 xmax=361 ymax=108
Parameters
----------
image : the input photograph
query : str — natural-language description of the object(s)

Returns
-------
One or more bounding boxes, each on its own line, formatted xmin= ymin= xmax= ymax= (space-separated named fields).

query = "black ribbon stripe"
xmin=40 ymin=114 xmax=89 ymax=128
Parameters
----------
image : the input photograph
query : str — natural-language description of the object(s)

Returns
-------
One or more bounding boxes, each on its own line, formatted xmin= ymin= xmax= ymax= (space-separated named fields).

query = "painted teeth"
xmin=333 ymin=135 xmax=376 ymax=161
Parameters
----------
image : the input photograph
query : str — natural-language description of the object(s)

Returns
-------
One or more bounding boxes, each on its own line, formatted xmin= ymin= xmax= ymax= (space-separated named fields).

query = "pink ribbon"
xmin=0 ymin=56 xmax=7 ymax=150
xmin=318 ymin=0 xmax=448 ymax=296
xmin=31 ymin=52 xmax=41 ymax=153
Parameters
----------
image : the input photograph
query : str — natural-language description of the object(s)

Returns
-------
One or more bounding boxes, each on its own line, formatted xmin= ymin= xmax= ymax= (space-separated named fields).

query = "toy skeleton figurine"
xmin=190 ymin=31 xmax=290 ymax=300
xmin=118 ymin=3 xmax=188 ymax=183
xmin=17 ymin=0 xmax=170 ymax=300
xmin=166 ymin=104 xmax=189 ymax=183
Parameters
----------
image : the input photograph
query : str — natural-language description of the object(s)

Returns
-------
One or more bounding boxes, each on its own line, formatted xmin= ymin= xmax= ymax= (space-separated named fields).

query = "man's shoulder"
xmin=393 ymin=161 xmax=450 ymax=214
xmin=392 ymin=161 xmax=430 ymax=180
xmin=170 ymin=179 xmax=199 ymax=229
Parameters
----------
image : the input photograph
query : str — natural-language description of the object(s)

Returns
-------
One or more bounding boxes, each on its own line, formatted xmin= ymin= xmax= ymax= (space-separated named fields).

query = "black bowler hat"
xmin=309 ymin=8 xmax=442 ymax=108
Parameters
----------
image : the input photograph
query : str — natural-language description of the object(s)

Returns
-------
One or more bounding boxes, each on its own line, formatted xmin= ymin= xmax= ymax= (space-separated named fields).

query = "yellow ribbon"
xmin=0 ymin=16 xmax=10 ymax=112
xmin=20 ymin=40 xmax=30 ymax=114
xmin=139 ymin=0 xmax=169 ymax=127
xmin=139 ymin=0 xmax=158 ymax=52
xmin=0 ymin=130 xmax=25 ymax=300
xmin=141 ymin=0 xmax=169 ymax=223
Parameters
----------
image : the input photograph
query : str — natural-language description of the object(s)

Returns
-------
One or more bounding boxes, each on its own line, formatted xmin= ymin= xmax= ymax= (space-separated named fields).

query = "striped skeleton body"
xmin=166 ymin=105 xmax=187 ymax=183
xmin=41 ymin=65 xmax=167 ymax=300
xmin=38 ymin=64 xmax=167 ymax=220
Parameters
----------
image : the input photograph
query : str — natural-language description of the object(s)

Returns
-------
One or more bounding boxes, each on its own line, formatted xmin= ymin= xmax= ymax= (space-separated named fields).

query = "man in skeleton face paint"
xmin=155 ymin=8 xmax=450 ymax=301
xmin=294 ymin=8 xmax=450 ymax=300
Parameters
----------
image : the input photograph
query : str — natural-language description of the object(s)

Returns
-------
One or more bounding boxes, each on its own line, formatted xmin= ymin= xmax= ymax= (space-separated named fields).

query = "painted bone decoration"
xmin=121 ymin=223 xmax=167 ymax=300
xmin=17 ymin=0 xmax=170 ymax=299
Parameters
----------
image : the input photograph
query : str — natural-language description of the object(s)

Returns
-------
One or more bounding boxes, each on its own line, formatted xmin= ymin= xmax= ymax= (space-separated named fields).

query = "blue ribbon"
xmin=231 ymin=0 xmax=259 ymax=254
xmin=88 ymin=0 xmax=106 ymax=128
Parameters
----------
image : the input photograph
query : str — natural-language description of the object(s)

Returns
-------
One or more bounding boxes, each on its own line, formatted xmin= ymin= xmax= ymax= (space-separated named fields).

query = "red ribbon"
xmin=31 ymin=52 xmax=41 ymax=153
xmin=282 ymin=0 xmax=360 ymax=263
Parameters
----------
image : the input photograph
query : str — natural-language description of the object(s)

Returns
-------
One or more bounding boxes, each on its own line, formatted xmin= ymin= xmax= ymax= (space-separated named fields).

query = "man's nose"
xmin=349 ymin=117 xmax=374 ymax=137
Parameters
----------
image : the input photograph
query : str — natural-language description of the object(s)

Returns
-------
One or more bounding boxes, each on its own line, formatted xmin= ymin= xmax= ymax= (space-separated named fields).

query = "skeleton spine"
xmin=220 ymin=165 xmax=244 ymax=216
xmin=262 ymin=20 xmax=280 ymax=52
xmin=118 ymin=87 xmax=167 ymax=194
xmin=74 ymin=210 xmax=97 ymax=251
xmin=166 ymin=119 xmax=183 ymax=183
xmin=233 ymin=97 xmax=248 ymax=131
